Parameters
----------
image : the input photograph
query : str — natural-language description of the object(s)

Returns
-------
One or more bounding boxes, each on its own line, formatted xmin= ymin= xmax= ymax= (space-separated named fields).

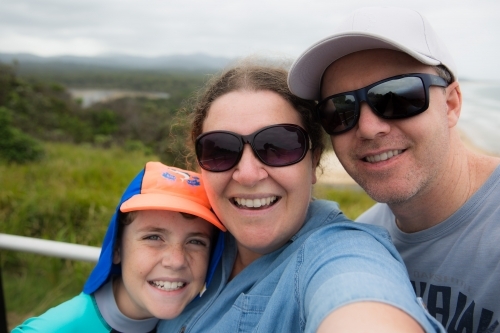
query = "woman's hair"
xmin=176 ymin=58 xmax=325 ymax=170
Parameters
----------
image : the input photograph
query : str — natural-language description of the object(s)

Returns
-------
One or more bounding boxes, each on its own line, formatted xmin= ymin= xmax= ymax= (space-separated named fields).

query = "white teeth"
xmin=234 ymin=196 xmax=277 ymax=208
xmin=150 ymin=281 xmax=185 ymax=291
xmin=366 ymin=150 xmax=403 ymax=163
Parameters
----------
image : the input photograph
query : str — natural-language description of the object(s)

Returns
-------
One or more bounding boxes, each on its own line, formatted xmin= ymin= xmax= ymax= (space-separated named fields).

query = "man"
xmin=288 ymin=6 xmax=500 ymax=333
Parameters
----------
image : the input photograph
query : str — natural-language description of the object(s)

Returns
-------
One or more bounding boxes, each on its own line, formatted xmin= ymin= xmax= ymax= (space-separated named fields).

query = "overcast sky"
xmin=1 ymin=0 xmax=499 ymax=81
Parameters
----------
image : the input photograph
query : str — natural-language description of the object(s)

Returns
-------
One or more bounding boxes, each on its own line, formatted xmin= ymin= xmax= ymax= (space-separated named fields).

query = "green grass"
xmin=1 ymin=142 xmax=155 ymax=330
xmin=1 ymin=143 xmax=375 ymax=330
xmin=313 ymin=184 xmax=376 ymax=220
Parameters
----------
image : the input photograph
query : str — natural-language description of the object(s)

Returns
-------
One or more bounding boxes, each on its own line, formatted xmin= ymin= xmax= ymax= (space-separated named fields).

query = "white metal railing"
xmin=0 ymin=233 xmax=101 ymax=262
xmin=0 ymin=233 xmax=101 ymax=332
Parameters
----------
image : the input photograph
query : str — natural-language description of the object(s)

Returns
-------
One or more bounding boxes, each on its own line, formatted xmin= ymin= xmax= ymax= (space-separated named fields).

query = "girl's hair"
xmin=115 ymin=211 xmax=137 ymax=250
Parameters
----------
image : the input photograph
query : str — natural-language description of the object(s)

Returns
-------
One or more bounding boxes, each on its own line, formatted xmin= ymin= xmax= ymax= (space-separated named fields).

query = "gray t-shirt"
xmin=357 ymin=166 xmax=500 ymax=333
xmin=95 ymin=279 xmax=158 ymax=332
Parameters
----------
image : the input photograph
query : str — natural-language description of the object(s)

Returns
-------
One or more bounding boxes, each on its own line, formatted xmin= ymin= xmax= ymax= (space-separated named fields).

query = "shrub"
xmin=0 ymin=106 xmax=44 ymax=163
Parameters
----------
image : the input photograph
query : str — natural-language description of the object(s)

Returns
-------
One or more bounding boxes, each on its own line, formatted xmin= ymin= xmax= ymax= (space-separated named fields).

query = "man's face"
xmin=321 ymin=49 xmax=452 ymax=204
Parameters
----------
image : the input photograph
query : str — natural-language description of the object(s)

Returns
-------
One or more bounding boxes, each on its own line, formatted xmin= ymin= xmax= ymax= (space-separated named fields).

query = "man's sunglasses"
xmin=317 ymin=73 xmax=449 ymax=135
xmin=195 ymin=124 xmax=310 ymax=172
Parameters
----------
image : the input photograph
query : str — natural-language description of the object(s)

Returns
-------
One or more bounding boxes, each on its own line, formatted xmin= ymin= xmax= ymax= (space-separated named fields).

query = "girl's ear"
xmin=113 ymin=246 xmax=121 ymax=265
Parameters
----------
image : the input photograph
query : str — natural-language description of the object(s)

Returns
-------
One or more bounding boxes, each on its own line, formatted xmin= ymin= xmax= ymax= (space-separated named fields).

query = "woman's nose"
xmin=231 ymin=144 xmax=268 ymax=187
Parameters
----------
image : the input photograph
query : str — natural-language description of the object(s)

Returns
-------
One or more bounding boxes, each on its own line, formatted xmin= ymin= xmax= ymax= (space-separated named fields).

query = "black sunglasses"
xmin=195 ymin=124 xmax=310 ymax=172
xmin=317 ymin=73 xmax=449 ymax=135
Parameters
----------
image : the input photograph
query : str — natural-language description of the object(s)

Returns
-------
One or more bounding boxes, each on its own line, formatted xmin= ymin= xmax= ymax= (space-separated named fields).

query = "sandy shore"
xmin=316 ymin=131 xmax=499 ymax=187
xmin=316 ymin=151 xmax=357 ymax=187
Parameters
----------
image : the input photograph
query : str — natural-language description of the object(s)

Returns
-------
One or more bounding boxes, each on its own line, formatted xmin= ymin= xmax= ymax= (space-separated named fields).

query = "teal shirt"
xmin=12 ymin=280 xmax=158 ymax=333
xmin=12 ymin=293 xmax=112 ymax=333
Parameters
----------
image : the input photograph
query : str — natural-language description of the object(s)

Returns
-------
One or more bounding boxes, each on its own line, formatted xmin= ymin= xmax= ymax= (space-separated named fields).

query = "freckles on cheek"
xmin=129 ymin=252 xmax=150 ymax=275
xmin=192 ymin=255 xmax=210 ymax=278
xmin=195 ymin=269 xmax=208 ymax=282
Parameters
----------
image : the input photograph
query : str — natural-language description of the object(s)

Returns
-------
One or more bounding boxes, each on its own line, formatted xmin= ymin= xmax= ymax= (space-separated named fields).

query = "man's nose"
xmin=355 ymin=102 xmax=391 ymax=139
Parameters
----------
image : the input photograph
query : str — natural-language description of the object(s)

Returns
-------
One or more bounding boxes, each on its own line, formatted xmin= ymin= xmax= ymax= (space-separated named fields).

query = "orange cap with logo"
xmin=120 ymin=161 xmax=225 ymax=231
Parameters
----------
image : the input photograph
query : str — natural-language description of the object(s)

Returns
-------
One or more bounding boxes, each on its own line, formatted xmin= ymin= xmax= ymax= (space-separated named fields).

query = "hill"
xmin=0 ymin=52 xmax=234 ymax=72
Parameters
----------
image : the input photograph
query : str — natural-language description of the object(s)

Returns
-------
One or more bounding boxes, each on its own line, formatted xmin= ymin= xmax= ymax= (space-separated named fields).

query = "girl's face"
xmin=200 ymin=90 xmax=317 ymax=263
xmin=113 ymin=210 xmax=213 ymax=320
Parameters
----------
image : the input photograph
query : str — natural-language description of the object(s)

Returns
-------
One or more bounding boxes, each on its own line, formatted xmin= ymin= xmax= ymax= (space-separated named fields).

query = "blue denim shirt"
xmin=158 ymin=199 xmax=445 ymax=333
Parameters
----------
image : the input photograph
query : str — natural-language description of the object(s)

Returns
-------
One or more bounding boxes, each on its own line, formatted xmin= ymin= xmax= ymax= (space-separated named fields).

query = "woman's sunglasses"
xmin=195 ymin=124 xmax=310 ymax=172
xmin=317 ymin=73 xmax=449 ymax=135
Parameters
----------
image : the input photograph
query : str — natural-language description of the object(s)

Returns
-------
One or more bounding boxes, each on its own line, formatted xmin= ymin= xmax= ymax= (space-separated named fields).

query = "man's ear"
xmin=113 ymin=245 xmax=121 ymax=265
xmin=445 ymin=81 xmax=462 ymax=128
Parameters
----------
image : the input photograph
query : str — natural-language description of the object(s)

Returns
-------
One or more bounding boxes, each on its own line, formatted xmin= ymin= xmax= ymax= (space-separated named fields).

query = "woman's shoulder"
xmin=306 ymin=199 xmax=392 ymax=240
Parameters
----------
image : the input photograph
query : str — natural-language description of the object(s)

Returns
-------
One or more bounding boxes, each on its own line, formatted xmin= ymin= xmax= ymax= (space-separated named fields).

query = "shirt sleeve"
xmin=299 ymin=223 xmax=445 ymax=333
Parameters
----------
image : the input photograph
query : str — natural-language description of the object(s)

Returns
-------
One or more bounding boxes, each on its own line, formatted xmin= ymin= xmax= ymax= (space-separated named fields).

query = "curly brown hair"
xmin=175 ymin=58 xmax=325 ymax=171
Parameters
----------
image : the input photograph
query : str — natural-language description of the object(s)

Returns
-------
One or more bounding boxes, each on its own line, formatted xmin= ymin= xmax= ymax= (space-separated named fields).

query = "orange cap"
xmin=120 ymin=162 xmax=225 ymax=231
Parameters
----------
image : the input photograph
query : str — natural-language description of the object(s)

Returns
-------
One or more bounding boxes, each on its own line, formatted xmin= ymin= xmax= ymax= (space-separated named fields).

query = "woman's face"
xmin=200 ymin=90 xmax=318 ymax=261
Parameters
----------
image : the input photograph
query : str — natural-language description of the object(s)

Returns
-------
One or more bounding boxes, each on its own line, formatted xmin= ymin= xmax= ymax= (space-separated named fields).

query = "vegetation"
xmin=0 ymin=61 xmax=375 ymax=330
xmin=15 ymin=64 xmax=211 ymax=95
xmin=314 ymin=185 xmax=375 ymax=219
xmin=1 ymin=142 xmax=155 ymax=329
xmin=1 ymin=62 xmax=209 ymax=166
xmin=0 ymin=106 xmax=44 ymax=163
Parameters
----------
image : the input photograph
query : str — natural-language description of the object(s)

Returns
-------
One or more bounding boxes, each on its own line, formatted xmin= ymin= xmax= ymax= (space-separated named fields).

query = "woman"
xmin=158 ymin=61 xmax=445 ymax=333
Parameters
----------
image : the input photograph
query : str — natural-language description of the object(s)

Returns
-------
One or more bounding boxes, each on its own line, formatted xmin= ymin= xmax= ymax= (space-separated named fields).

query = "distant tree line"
xmin=0 ymin=62 xmax=212 ymax=166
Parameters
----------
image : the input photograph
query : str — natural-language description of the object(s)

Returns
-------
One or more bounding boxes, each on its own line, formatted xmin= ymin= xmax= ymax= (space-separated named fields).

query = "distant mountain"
xmin=0 ymin=52 xmax=235 ymax=71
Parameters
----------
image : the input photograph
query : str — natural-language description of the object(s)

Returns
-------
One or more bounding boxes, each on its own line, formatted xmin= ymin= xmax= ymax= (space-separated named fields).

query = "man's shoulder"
xmin=356 ymin=203 xmax=394 ymax=228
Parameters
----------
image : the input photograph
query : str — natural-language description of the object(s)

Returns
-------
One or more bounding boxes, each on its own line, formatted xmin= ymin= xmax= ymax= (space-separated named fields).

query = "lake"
xmin=68 ymin=89 xmax=170 ymax=108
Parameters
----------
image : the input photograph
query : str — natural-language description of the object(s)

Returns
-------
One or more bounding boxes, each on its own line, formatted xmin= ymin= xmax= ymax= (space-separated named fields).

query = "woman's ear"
xmin=311 ymin=149 xmax=322 ymax=185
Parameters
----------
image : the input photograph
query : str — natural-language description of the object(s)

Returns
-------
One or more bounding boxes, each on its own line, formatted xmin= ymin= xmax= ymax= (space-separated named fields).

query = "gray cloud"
xmin=1 ymin=0 xmax=499 ymax=80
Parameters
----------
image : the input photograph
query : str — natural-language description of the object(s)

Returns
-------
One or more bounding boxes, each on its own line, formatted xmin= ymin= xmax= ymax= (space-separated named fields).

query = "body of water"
xmin=68 ymin=89 xmax=170 ymax=108
xmin=459 ymin=80 xmax=500 ymax=156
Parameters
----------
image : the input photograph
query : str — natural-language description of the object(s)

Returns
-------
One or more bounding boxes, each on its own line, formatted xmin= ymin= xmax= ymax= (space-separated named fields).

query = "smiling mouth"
xmin=364 ymin=149 xmax=403 ymax=163
xmin=232 ymin=196 xmax=279 ymax=208
xmin=149 ymin=281 xmax=185 ymax=291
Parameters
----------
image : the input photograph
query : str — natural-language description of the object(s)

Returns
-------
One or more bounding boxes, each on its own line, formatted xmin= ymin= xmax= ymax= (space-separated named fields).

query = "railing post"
xmin=0 ymin=264 xmax=8 ymax=333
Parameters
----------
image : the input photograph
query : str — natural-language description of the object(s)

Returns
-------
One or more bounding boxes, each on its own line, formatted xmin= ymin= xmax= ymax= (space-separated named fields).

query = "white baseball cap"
xmin=288 ymin=6 xmax=457 ymax=100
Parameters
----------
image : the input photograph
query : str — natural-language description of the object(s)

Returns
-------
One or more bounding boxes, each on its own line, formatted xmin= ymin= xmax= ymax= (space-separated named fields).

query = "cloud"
xmin=1 ymin=0 xmax=499 ymax=80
